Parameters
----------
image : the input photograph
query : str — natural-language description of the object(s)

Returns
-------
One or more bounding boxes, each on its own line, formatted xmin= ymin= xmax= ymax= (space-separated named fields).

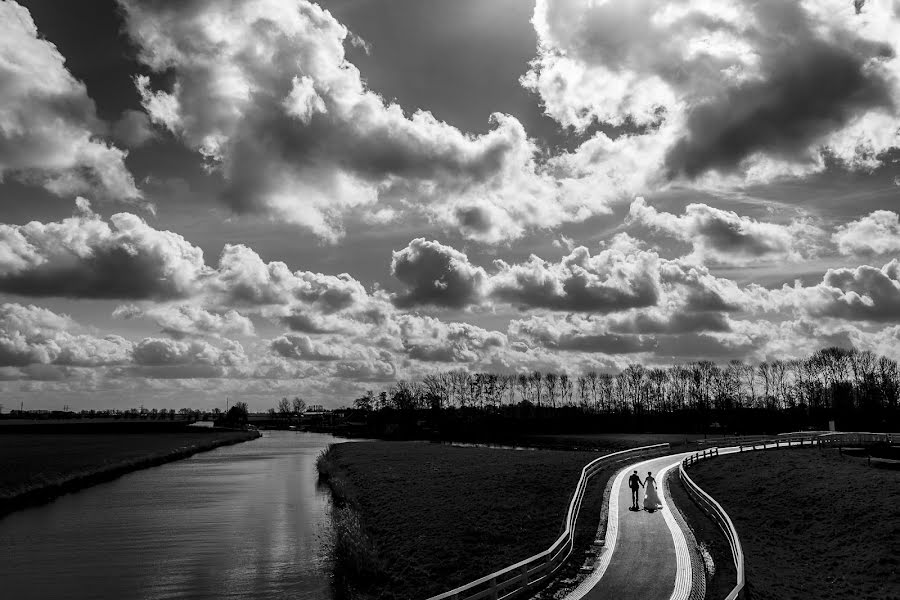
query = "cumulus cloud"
xmin=0 ymin=2 xmax=140 ymax=200
xmin=509 ymin=315 xmax=656 ymax=354
xmin=490 ymin=234 xmax=661 ymax=312
xmin=114 ymin=304 xmax=254 ymax=338
xmin=208 ymin=243 xmax=370 ymax=309
xmin=396 ymin=315 xmax=506 ymax=363
xmin=270 ymin=334 xmax=344 ymax=361
xmin=390 ymin=234 xmax=756 ymax=316
xmin=391 ymin=239 xmax=488 ymax=308
xmin=833 ymin=210 xmax=900 ymax=255
xmin=627 ymin=198 xmax=824 ymax=265
xmin=525 ymin=0 xmax=900 ymax=184
xmin=333 ymin=352 xmax=396 ymax=382
xmin=119 ymin=0 xmax=547 ymax=241
xmin=127 ymin=337 xmax=247 ymax=378
xmin=789 ymin=259 xmax=900 ymax=322
xmin=0 ymin=199 xmax=208 ymax=299
xmin=0 ymin=303 xmax=130 ymax=368
xmin=268 ymin=333 xmax=397 ymax=381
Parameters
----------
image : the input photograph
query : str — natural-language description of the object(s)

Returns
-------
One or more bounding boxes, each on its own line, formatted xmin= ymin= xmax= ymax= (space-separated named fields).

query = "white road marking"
xmin=563 ymin=454 xmax=690 ymax=600
xmin=658 ymin=461 xmax=691 ymax=600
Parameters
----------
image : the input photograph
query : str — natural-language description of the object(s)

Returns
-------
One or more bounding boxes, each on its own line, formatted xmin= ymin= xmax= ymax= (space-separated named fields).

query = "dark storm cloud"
xmin=665 ymin=37 xmax=895 ymax=179
xmin=391 ymin=238 xmax=488 ymax=308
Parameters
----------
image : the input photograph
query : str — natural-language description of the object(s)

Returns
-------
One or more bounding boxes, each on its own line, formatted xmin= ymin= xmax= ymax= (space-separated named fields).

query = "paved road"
xmin=566 ymin=452 xmax=692 ymax=600
xmin=565 ymin=441 xmax=812 ymax=600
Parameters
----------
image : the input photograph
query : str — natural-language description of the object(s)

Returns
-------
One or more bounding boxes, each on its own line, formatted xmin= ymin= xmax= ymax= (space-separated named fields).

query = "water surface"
xmin=0 ymin=431 xmax=340 ymax=600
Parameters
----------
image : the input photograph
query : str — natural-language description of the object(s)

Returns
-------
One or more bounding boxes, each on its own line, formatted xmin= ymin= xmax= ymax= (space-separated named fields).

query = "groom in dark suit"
xmin=628 ymin=470 xmax=643 ymax=509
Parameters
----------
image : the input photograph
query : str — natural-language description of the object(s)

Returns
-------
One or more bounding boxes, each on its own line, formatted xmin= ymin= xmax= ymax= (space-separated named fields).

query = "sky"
xmin=1 ymin=0 xmax=900 ymax=411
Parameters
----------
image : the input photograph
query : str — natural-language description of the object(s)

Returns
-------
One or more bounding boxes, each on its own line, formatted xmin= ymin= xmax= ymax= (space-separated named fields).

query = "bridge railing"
xmin=680 ymin=449 xmax=744 ymax=600
xmin=424 ymin=442 xmax=671 ymax=600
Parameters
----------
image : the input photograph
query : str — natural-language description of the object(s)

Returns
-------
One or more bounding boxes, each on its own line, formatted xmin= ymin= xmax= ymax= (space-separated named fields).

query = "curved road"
xmin=565 ymin=443 xmax=793 ymax=600
xmin=565 ymin=451 xmax=693 ymax=600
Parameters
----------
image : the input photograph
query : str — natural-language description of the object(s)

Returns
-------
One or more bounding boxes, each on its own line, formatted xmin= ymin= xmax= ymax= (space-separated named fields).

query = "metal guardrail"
xmin=424 ymin=443 xmax=671 ymax=600
xmin=680 ymin=449 xmax=744 ymax=600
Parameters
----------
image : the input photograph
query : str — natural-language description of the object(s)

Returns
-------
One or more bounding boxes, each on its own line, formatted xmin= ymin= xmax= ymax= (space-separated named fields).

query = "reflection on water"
xmin=0 ymin=431 xmax=343 ymax=600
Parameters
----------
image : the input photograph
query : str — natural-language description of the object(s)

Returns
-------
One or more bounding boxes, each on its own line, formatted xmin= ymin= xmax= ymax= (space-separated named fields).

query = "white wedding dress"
xmin=643 ymin=476 xmax=661 ymax=511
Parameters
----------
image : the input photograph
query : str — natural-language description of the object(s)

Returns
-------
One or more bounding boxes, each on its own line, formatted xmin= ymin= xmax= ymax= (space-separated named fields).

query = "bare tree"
xmin=577 ymin=375 xmax=589 ymax=409
xmin=517 ymin=373 xmax=530 ymax=405
xmin=544 ymin=372 xmax=559 ymax=409
xmin=560 ymin=373 xmax=574 ymax=406
xmin=532 ymin=371 xmax=544 ymax=408
xmin=586 ymin=371 xmax=599 ymax=410
xmin=599 ymin=373 xmax=614 ymax=412
xmin=277 ymin=397 xmax=292 ymax=420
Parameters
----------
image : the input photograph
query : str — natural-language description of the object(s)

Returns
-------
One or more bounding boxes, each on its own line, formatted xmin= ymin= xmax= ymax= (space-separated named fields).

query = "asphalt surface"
xmin=575 ymin=452 xmax=692 ymax=600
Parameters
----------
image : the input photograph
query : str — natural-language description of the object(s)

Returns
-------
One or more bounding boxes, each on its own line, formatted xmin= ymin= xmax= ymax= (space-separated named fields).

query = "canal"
xmin=0 ymin=431 xmax=343 ymax=600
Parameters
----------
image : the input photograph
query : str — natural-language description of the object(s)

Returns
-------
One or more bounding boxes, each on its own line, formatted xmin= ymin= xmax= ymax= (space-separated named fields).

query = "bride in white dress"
xmin=643 ymin=471 xmax=662 ymax=511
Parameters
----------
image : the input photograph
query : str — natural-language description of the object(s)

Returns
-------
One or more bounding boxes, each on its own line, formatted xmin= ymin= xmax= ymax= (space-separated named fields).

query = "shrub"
xmin=330 ymin=505 xmax=383 ymax=585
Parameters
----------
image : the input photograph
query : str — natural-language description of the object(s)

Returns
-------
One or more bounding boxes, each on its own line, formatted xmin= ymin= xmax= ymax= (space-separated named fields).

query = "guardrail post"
xmin=488 ymin=577 xmax=498 ymax=600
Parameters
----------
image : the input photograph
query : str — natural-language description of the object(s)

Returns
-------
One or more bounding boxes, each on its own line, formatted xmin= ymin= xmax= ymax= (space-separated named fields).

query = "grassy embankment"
xmin=0 ymin=428 xmax=260 ymax=517
xmin=685 ymin=447 xmax=899 ymax=600
xmin=317 ymin=435 xmax=678 ymax=600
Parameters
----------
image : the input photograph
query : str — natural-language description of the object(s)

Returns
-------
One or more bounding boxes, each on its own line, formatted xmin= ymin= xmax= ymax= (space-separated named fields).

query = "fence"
xmin=680 ymin=449 xmax=744 ymax=600
xmin=683 ymin=446 xmax=718 ymax=466
xmin=694 ymin=434 xmax=770 ymax=447
xmin=740 ymin=431 xmax=897 ymax=452
xmin=815 ymin=431 xmax=895 ymax=446
xmin=424 ymin=443 xmax=671 ymax=600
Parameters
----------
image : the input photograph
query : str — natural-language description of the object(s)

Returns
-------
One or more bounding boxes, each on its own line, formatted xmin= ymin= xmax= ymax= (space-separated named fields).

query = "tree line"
xmin=353 ymin=347 xmax=899 ymax=430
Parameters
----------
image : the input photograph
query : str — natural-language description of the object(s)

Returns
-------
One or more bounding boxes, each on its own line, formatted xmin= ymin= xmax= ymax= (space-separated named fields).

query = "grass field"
xmin=319 ymin=436 xmax=673 ymax=600
xmin=688 ymin=447 xmax=899 ymax=600
xmin=0 ymin=430 xmax=259 ymax=516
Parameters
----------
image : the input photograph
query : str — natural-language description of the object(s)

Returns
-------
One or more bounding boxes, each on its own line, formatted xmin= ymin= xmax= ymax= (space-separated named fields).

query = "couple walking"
xmin=628 ymin=470 xmax=662 ymax=512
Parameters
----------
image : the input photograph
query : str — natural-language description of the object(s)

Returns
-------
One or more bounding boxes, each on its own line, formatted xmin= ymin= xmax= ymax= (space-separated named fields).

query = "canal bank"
xmin=0 ymin=431 xmax=344 ymax=600
xmin=1 ymin=428 xmax=261 ymax=518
